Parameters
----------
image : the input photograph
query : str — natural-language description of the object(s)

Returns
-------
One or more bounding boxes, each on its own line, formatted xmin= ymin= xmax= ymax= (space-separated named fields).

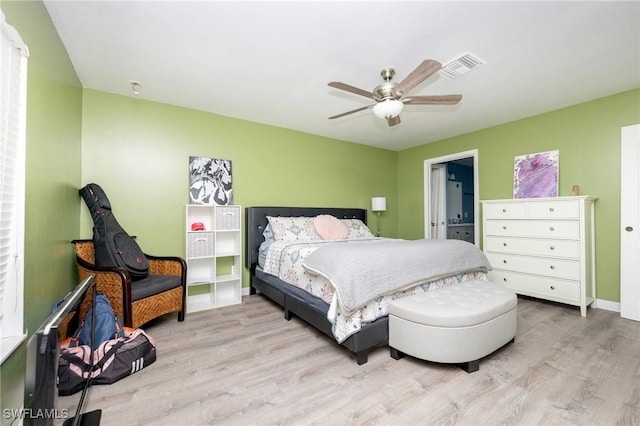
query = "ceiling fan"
xmin=328 ymin=59 xmax=462 ymax=127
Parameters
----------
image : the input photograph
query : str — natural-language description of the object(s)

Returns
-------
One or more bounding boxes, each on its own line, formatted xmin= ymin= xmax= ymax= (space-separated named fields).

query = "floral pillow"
xmin=266 ymin=216 xmax=321 ymax=241
xmin=340 ymin=218 xmax=376 ymax=239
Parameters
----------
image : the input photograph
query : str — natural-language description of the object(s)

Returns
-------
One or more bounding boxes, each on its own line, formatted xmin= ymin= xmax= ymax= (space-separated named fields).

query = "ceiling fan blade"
xmin=403 ymin=94 xmax=463 ymax=105
xmin=387 ymin=115 xmax=401 ymax=127
xmin=328 ymin=105 xmax=373 ymax=120
xmin=328 ymin=81 xmax=375 ymax=99
xmin=394 ymin=59 xmax=442 ymax=97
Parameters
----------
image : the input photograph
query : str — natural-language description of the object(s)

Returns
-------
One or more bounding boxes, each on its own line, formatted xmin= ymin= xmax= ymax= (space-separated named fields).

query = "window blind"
xmin=0 ymin=9 xmax=28 ymax=363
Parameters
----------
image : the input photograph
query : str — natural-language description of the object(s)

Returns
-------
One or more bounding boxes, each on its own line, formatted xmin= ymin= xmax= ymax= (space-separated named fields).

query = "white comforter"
xmin=302 ymin=239 xmax=492 ymax=313
xmin=263 ymin=238 xmax=488 ymax=343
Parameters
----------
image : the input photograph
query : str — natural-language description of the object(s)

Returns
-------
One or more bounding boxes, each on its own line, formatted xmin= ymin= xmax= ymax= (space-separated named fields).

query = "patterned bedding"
xmin=263 ymin=238 xmax=487 ymax=343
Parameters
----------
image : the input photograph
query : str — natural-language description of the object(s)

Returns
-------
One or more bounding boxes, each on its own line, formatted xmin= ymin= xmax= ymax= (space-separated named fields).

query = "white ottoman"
xmin=388 ymin=280 xmax=517 ymax=373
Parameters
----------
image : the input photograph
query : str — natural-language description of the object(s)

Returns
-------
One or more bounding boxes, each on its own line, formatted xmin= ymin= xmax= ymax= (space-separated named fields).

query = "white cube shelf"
xmin=185 ymin=204 xmax=242 ymax=312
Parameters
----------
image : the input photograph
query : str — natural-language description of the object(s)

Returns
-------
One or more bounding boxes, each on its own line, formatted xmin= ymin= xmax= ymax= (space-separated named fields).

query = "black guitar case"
xmin=79 ymin=183 xmax=149 ymax=280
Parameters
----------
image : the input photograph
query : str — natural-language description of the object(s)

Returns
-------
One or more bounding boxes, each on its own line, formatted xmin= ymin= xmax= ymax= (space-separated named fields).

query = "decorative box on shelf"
xmin=185 ymin=204 xmax=242 ymax=312
xmin=187 ymin=232 xmax=214 ymax=258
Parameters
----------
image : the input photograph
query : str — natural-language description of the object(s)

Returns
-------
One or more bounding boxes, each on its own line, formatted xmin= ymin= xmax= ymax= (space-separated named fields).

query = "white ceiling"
xmin=42 ymin=1 xmax=640 ymax=151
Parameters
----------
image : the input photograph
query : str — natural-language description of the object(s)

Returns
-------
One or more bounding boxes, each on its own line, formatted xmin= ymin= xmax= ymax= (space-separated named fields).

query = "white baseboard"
xmin=594 ymin=298 xmax=620 ymax=313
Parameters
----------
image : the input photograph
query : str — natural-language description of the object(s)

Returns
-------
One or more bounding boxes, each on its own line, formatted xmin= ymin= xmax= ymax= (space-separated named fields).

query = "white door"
xmin=430 ymin=165 xmax=447 ymax=239
xmin=621 ymin=124 xmax=640 ymax=321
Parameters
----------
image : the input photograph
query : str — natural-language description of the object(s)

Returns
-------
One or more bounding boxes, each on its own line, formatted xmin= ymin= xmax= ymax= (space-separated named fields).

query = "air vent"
xmin=441 ymin=53 xmax=485 ymax=79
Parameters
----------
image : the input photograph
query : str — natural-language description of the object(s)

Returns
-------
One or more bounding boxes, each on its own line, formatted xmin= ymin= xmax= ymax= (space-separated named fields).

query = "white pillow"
xmin=266 ymin=216 xmax=321 ymax=241
xmin=340 ymin=218 xmax=375 ymax=239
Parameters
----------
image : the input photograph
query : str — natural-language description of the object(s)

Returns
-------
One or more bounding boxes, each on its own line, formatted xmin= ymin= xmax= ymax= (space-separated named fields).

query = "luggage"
xmin=58 ymin=328 xmax=157 ymax=396
xmin=69 ymin=292 xmax=125 ymax=350
xmin=79 ymin=183 xmax=149 ymax=280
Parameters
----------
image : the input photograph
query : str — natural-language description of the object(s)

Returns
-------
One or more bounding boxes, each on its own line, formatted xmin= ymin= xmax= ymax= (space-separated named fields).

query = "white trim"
xmin=594 ymin=298 xmax=620 ymax=313
xmin=0 ymin=10 xmax=28 ymax=364
xmin=0 ymin=334 xmax=27 ymax=364
xmin=0 ymin=10 xmax=29 ymax=56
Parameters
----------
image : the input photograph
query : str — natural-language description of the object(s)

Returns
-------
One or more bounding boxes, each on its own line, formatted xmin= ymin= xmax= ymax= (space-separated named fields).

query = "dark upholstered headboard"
xmin=245 ymin=207 xmax=367 ymax=269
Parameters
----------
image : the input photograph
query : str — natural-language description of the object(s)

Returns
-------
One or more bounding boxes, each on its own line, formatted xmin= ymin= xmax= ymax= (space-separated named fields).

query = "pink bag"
xmin=58 ymin=328 xmax=156 ymax=396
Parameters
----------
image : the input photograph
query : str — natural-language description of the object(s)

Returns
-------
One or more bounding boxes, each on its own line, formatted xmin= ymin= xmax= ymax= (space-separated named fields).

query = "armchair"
xmin=71 ymin=239 xmax=187 ymax=329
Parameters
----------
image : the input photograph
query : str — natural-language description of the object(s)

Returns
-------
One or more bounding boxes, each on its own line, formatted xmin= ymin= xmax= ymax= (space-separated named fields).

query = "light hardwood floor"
xmin=57 ymin=295 xmax=640 ymax=426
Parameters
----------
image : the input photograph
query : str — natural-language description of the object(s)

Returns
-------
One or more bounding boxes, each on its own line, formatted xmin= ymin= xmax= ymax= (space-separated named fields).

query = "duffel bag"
xmin=58 ymin=328 xmax=156 ymax=396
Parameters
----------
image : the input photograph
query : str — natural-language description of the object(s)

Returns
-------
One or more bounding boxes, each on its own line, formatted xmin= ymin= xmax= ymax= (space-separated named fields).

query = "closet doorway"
xmin=423 ymin=150 xmax=479 ymax=244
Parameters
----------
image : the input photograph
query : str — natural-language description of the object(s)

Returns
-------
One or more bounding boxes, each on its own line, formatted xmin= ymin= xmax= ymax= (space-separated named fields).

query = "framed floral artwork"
xmin=189 ymin=156 xmax=233 ymax=205
xmin=513 ymin=150 xmax=559 ymax=198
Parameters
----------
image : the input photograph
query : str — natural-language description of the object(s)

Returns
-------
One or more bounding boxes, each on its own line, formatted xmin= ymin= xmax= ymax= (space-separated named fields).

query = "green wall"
xmin=1 ymin=1 xmax=638 ymax=423
xmin=397 ymin=89 xmax=640 ymax=303
xmin=0 ymin=1 xmax=83 ymax=424
xmin=79 ymin=89 xmax=398 ymax=288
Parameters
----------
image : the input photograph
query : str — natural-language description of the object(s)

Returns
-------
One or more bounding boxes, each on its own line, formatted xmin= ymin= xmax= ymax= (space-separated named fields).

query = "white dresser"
xmin=482 ymin=196 xmax=596 ymax=316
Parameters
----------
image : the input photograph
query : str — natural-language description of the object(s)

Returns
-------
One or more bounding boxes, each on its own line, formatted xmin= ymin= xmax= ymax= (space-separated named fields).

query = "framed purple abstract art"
xmin=513 ymin=150 xmax=559 ymax=199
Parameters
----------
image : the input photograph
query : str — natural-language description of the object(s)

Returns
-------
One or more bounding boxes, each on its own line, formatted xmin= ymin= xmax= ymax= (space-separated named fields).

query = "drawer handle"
xmin=549 ymin=226 xmax=555 ymax=231
xmin=502 ymin=208 xmax=507 ymax=213
xmin=503 ymin=225 xmax=507 ymax=230
xmin=550 ymin=245 xmax=555 ymax=250
xmin=550 ymin=265 xmax=555 ymax=270
xmin=549 ymin=207 xmax=554 ymax=212
xmin=503 ymin=243 xmax=508 ymax=247
xmin=503 ymin=277 xmax=508 ymax=282
xmin=223 ymin=212 xmax=234 ymax=216
xmin=503 ymin=260 xmax=507 ymax=264
xmin=550 ymin=285 xmax=555 ymax=290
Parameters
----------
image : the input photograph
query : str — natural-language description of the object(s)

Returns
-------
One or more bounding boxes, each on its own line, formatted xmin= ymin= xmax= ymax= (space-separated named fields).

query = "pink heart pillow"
xmin=313 ymin=215 xmax=349 ymax=240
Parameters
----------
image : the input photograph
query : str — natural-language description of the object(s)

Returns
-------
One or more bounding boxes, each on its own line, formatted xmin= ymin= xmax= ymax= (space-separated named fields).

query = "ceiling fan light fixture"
xmin=373 ymin=99 xmax=403 ymax=119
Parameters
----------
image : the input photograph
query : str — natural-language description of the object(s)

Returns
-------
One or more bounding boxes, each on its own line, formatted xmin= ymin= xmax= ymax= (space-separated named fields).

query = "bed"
xmin=245 ymin=206 xmax=491 ymax=365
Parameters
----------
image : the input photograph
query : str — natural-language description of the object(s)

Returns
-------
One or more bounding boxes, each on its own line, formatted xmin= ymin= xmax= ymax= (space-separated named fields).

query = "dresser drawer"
xmin=485 ymin=236 xmax=580 ymax=258
xmin=526 ymin=200 xmax=580 ymax=219
xmin=484 ymin=199 xmax=580 ymax=219
xmin=448 ymin=225 xmax=474 ymax=243
xmin=486 ymin=253 xmax=581 ymax=280
xmin=485 ymin=220 xmax=579 ymax=239
xmin=488 ymin=270 xmax=579 ymax=302
xmin=484 ymin=202 xmax=526 ymax=219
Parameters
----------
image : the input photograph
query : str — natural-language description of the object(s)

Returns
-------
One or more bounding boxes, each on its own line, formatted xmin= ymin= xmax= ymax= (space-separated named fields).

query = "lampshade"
xmin=372 ymin=99 xmax=403 ymax=119
xmin=372 ymin=197 xmax=386 ymax=212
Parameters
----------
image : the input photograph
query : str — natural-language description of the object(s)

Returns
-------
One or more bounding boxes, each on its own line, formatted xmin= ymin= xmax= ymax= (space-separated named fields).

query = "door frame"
xmin=423 ymin=149 xmax=479 ymax=244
